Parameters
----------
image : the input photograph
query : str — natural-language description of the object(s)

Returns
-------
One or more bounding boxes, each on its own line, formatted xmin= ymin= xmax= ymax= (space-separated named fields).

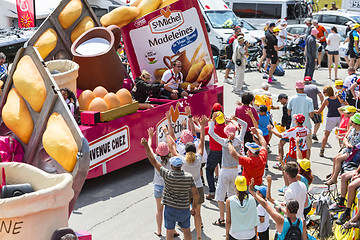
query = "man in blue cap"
xmin=141 ymin=137 xmax=198 ymax=240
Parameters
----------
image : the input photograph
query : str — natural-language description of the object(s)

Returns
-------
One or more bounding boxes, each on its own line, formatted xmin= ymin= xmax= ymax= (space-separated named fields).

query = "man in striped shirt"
xmin=141 ymin=137 xmax=198 ymax=240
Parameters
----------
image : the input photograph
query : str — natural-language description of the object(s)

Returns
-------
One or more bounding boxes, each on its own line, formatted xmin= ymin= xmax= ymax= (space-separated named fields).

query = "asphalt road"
xmin=69 ymin=66 xmax=348 ymax=239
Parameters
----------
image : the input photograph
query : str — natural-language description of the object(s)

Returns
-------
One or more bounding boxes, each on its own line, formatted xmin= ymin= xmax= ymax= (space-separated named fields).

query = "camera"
xmin=236 ymin=59 xmax=242 ymax=66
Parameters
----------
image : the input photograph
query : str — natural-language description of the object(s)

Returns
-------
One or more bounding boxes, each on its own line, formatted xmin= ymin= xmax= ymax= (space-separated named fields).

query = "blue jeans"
xmin=206 ymin=150 xmax=222 ymax=194
xmin=164 ymin=206 xmax=190 ymax=229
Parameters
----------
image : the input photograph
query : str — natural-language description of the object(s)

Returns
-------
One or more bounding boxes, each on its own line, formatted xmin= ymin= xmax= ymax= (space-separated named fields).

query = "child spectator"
xmin=254 ymin=185 xmax=270 ymax=240
xmin=336 ymin=105 xmax=356 ymax=144
xmin=258 ymin=105 xmax=271 ymax=145
xmin=334 ymin=80 xmax=347 ymax=104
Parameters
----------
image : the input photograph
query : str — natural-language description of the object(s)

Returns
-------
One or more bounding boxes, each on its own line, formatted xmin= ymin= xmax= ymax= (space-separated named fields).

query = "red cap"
xmin=294 ymin=114 xmax=305 ymax=124
xmin=304 ymin=76 xmax=312 ymax=82
xmin=213 ymin=103 xmax=222 ymax=111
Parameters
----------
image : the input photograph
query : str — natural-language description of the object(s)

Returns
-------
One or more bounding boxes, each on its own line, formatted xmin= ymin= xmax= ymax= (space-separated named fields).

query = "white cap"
xmin=312 ymin=19 xmax=318 ymax=23
xmin=280 ymin=19 xmax=287 ymax=25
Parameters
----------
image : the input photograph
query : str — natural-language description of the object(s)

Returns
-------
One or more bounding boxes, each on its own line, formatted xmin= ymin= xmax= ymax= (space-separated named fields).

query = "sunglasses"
xmin=175 ymin=65 xmax=183 ymax=68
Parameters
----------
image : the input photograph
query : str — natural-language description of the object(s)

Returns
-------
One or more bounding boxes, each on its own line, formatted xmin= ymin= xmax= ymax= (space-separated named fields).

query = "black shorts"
xmin=311 ymin=113 xmax=322 ymax=124
xmin=318 ymin=41 xmax=327 ymax=52
xmin=328 ymin=50 xmax=339 ymax=55
xmin=266 ymin=51 xmax=278 ymax=64
xmin=349 ymin=48 xmax=360 ymax=59
xmin=161 ymin=87 xmax=184 ymax=98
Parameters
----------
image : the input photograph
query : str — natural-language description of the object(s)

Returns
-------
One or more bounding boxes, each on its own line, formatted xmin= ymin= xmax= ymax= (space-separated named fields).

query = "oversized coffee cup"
xmin=163 ymin=50 xmax=191 ymax=79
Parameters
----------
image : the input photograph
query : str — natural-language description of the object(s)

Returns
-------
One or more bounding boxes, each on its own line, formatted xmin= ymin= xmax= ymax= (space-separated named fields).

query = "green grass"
xmin=315 ymin=0 xmax=342 ymax=12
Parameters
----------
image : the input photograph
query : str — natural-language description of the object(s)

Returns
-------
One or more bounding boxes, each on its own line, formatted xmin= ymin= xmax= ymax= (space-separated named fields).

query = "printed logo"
xmin=134 ymin=18 xmax=147 ymax=28
xmin=145 ymin=50 xmax=158 ymax=64
xmin=149 ymin=7 xmax=184 ymax=34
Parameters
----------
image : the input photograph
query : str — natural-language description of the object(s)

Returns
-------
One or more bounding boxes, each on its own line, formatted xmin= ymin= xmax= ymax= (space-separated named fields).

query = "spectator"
xmin=60 ymin=88 xmax=77 ymax=117
xmin=315 ymin=86 xmax=343 ymax=157
xmin=325 ymin=113 xmax=360 ymax=186
xmin=345 ymin=21 xmax=354 ymax=36
xmin=235 ymin=92 xmax=259 ymax=151
xmin=334 ymin=80 xmax=347 ymax=103
xmin=141 ymin=138 xmax=198 ymax=240
xmin=327 ymin=26 xmax=341 ymax=80
xmin=302 ymin=18 xmax=313 ymax=38
xmin=304 ymin=76 xmax=324 ymax=141
xmin=208 ymin=114 xmax=247 ymax=228
xmin=226 ymin=176 xmax=260 ymax=240
xmin=265 ymin=27 xmax=284 ymax=84
xmin=262 ymin=22 xmax=276 ymax=80
xmin=287 ymin=81 xmax=314 ymax=158
xmin=232 ymin=35 xmax=249 ymax=95
xmin=336 ymin=106 xmax=356 ymax=143
xmin=329 ymin=165 xmax=360 ymax=225
xmin=160 ymin=60 xmax=189 ymax=100
xmin=312 ymin=19 xmax=329 ymax=68
xmin=304 ymin=28 xmax=318 ymax=80
xmin=343 ymin=192 xmax=360 ymax=229
xmin=132 ymin=70 xmax=168 ymax=109
xmin=284 ymin=162 xmax=308 ymax=219
xmin=258 ymin=105 xmax=271 ymax=145
xmin=249 ymin=181 xmax=307 ymax=240
xmin=224 ymin=26 xmax=241 ymax=84
xmin=0 ymin=52 xmax=7 ymax=81
xmin=321 ymin=4 xmax=328 ymax=11
xmin=277 ymin=19 xmax=297 ymax=57
xmin=204 ymin=103 xmax=227 ymax=200
xmin=343 ymin=67 xmax=357 ymax=106
xmin=258 ymin=22 xmax=271 ymax=73
xmin=228 ymin=127 xmax=267 ymax=186
xmin=254 ymin=185 xmax=270 ymax=240
xmin=347 ymin=24 xmax=360 ymax=70
xmin=330 ymin=1 xmax=338 ymax=10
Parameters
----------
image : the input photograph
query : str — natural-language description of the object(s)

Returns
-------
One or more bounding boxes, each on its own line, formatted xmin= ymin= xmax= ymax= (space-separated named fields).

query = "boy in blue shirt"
xmin=258 ymin=105 xmax=271 ymax=145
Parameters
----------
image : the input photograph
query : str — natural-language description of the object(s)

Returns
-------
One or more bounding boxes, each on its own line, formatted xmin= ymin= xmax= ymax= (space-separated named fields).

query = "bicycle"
xmin=293 ymin=0 xmax=319 ymax=19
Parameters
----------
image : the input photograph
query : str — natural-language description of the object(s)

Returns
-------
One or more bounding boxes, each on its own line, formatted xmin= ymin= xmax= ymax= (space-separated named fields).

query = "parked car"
xmin=312 ymin=10 xmax=358 ymax=33
xmin=286 ymin=24 xmax=348 ymax=67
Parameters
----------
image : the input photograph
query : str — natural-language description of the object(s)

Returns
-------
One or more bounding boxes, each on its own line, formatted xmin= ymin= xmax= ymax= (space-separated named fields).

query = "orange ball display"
xmin=93 ymin=86 xmax=108 ymax=98
xmin=116 ymin=88 xmax=132 ymax=106
xmin=103 ymin=92 xmax=121 ymax=110
xmin=78 ymin=89 xmax=96 ymax=111
xmin=88 ymin=97 xmax=109 ymax=112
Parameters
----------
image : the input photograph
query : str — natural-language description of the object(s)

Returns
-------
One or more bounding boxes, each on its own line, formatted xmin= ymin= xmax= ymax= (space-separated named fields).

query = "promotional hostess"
xmin=121 ymin=0 xmax=217 ymax=87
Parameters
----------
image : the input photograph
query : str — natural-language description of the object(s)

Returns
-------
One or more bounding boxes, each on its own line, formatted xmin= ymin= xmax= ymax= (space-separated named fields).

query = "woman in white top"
xmin=164 ymin=116 xmax=206 ymax=240
xmin=326 ymin=26 xmax=342 ymax=80
xmin=146 ymin=128 xmax=176 ymax=237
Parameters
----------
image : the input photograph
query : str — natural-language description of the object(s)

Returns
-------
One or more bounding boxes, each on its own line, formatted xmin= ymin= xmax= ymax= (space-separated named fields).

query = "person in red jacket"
xmin=228 ymin=127 xmax=268 ymax=186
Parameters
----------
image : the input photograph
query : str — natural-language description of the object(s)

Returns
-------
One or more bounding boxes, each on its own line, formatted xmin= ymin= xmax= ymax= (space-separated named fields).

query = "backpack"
xmin=284 ymin=217 xmax=302 ymax=240
xmin=225 ymin=41 xmax=233 ymax=60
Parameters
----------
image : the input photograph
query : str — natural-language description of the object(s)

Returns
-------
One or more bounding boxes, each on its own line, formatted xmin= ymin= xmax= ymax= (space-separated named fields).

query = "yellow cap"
xmin=334 ymin=80 xmax=343 ymax=86
xmin=273 ymin=27 xmax=280 ymax=32
xmin=343 ymin=105 xmax=357 ymax=113
xmin=297 ymin=158 xmax=311 ymax=171
xmin=235 ymin=176 xmax=247 ymax=191
xmin=215 ymin=111 xmax=225 ymax=124
xmin=353 ymin=23 xmax=360 ymax=29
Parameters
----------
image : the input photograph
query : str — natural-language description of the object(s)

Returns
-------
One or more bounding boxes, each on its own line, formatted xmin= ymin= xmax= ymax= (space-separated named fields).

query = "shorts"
xmin=349 ymin=48 xmax=359 ymax=59
xmin=284 ymin=150 xmax=306 ymax=163
xmin=226 ymin=60 xmax=235 ymax=70
xmin=281 ymin=138 xmax=289 ymax=143
xmin=264 ymin=135 xmax=270 ymax=144
xmin=325 ymin=116 xmax=341 ymax=132
xmin=318 ymin=41 xmax=327 ymax=52
xmin=161 ymin=87 xmax=184 ymax=98
xmin=311 ymin=113 xmax=322 ymax=124
xmin=266 ymin=51 xmax=278 ymax=64
xmin=328 ymin=50 xmax=339 ymax=55
xmin=341 ymin=146 xmax=352 ymax=154
xmin=189 ymin=187 xmax=205 ymax=204
xmin=258 ymin=227 xmax=270 ymax=240
xmin=215 ymin=168 xmax=238 ymax=202
xmin=154 ymin=184 xmax=164 ymax=199
xmin=164 ymin=206 xmax=191 ymax=229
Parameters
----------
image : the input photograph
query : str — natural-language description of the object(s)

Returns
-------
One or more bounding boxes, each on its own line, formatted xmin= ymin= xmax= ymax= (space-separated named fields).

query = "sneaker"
xmin=271 ymin=76 xmax=277 ymax=81
xmin=265 ymin=164 xmax=269 ymax=171
xmin=214 ymin=176 xmax=218 ymax=183
xmin=319 ymin=149 xmax=325 ymax=157
xmin=312 ymin=134 xmax=318 ymax=141
xmin=336 ymin=212 xmax=351 ymax=225
xmin=278 ymin=186 xmax=287 ymax=193
xmin=273 ymin=162 xmax=283 ymax=170
xmin=268 ymin=78 xmax=274 ymax=84
xmin=206 ymin=194 xmax=215 ymax=200
xmin=224 ymin=78 xmax=232 ymax=84
xmin=263 ymin=73 xmax=268 ymax=79
xmin=232 ymin=90 xmax=244 ymax=95
xmin=329 ymin=203 xmax=346 ymax=213
xmin=267 ymin=145 xmax=272 ymax=153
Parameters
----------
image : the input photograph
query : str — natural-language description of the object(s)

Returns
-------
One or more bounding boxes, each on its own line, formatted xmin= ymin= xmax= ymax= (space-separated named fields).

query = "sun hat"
xmin=272 ymin=27 xmax=280 ymax=32
xmin=343 ymin=105 xmax=357 ymax=113
xmin=224 ymin=124 xmax=237 ymax=137
xmin=294 ymin=114 xmax=305 ymax=124
xmin=296 ymin=81 xmax=305 ymax=89
xmin=277 ymin=93 xmax=288 ymax=102
xmin=156 ymin=142 xmax=169 ymax=156
xmin=334 ymin=80 xmax=343 ymax=86
xmin=311 ymin=28 xmax=319 ymax=35
xmin=304 ymin=76 xmax=312 ymax=82
xmin=213 ymin=102 xmax=222 ymax=111
xmin=297 ymin=158 xmax=311 ymax=171
xmin=346 ymin=21 xmax=354 ymax=26
xmin=245 ymin=142 xmax=260 ymax=153
xmin=235 ymin=176 xmax=247 ymax=191
xmin=215 ymin=111 xmax=225 ymax=124
xmin=170 ymin=156 xmax=183 ymax=167
xmin=254 ymin=185 xmax=267 ymax=197
xmin=351 ymin=113 xmax=360 ymax=125
xmin=185 ymin=142 xmax=196 ymax=153
xmin=180 ymin=129 xmax=193 ymax=144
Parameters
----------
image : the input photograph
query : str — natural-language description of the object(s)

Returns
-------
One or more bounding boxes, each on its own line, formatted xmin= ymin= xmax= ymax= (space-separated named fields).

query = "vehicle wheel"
xmin=312 ymin=2 xmax=319 ymax=13
xmin=294 ymin=3 xmax=306 ymax=18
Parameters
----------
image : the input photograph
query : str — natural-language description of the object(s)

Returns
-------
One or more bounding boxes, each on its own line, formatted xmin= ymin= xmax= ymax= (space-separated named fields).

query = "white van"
xmin=225 ymin=0 xmax=298 ymax=27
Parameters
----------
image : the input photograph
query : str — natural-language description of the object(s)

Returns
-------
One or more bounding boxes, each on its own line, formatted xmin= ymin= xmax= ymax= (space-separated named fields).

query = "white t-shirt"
xmin=182 ymin=153 xmax=203 ymax=188
xmin=285 ymin=181 xmax=307 ymax=218
xmin=257 ymin=202 xmax=270 ymax=233
xmin=326 ymin=33 xmax=341 ymax=51
xmin=153 ymin=155 xmax=172 ymax=186
xmin=161 ymin=69 xmax=183 ymax=90
xmin=277 ymin=28 xmax=287 ymax=47
xmin=343 ymin=73 xmax=358 ymax=92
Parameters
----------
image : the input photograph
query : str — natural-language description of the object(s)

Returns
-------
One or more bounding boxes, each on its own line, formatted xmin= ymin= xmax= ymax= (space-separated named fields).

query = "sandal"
xmin=212 ymin=218 xmax=225 ymax=227
xmin=344 ymin=220 xmax=360 ymax=229
xmin=326 ymin=179 xmax=337 ymax=186
xmin=154 ymin=232 xmax=162 ymax=237
xmin=174 ymin=232 xmax=180 ymax=237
